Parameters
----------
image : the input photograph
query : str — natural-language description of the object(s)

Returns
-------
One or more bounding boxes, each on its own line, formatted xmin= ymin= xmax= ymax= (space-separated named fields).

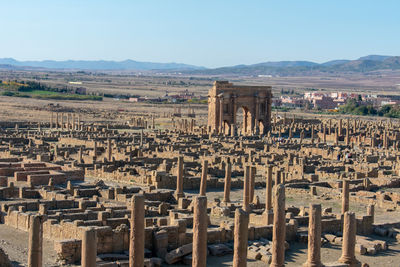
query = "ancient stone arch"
xmin=208 ymin=81 xmax=272 ymax=135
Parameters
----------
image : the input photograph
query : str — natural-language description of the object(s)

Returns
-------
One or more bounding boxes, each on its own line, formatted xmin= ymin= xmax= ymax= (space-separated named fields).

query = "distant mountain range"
xmin=1 ymin=55 xmax=400 ymax=75
xmin=187 ymin=55 xmax=400 ymax=76
xmin=0 ymin=58 xmax=205 ymax=71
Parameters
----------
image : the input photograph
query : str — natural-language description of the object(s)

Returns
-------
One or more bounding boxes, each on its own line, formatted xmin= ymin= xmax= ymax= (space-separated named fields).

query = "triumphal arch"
xmin=207 ymin=81 xmax=272 ymax=135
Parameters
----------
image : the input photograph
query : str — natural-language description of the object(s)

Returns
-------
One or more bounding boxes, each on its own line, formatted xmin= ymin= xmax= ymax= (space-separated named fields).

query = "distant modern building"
xmin=74 ymin=87 xmax=86 ymax=95
xmin=280 ymin=96 xmax=305 ymax=108
xmin=312 ymin=96 xmax=337 ymax=109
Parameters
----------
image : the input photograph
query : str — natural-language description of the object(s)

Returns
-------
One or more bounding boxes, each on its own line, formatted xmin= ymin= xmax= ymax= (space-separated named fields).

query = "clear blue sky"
xmin=1 ymin=0 xmax=399 ymax=68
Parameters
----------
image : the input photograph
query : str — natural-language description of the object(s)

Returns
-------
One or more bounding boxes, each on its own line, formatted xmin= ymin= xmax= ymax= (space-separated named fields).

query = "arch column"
xmin=219 ymin=96 xmax=224 ymax=134
xmin=254 ymin=96 xmax=259 ymax=135
xmin=243 ymin=110 xmax=248 ymax=136
xmin=232 ymin=95 xmax=237 ymax=124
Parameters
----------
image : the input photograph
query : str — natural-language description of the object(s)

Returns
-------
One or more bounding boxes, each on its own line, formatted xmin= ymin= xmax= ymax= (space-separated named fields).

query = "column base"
xmin=303 ymin=261 xmax=325 ymax=267
xmin=263 ymin=210 xmax=274 ymax=225
xmin=174 ymin=192 xmax=185 ymax=200
xmin=338 ymin=256 xmax=361 ymax=267
xmin=323 ymin=263 xmax=348 ymax=267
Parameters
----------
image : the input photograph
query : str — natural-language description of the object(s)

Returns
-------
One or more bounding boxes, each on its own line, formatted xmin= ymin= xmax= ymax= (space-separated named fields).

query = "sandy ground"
xmin=0 ymin=224 xmax=58 ymax=266
xmin=0 ymin=96 xmax=208 ymax=124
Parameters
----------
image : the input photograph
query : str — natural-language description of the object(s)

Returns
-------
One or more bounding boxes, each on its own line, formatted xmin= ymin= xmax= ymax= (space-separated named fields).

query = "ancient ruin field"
xmin=0 ymin=73 xmax=399 ymax=267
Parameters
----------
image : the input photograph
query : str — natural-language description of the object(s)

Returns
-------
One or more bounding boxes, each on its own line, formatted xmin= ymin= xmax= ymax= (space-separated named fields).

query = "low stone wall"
xmin=28 ymin=172 xmax=67 ymax=186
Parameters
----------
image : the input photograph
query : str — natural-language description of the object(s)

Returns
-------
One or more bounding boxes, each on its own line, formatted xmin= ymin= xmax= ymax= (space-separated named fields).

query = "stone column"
xmin=175 ymin=156 xmax=184 ymax=199
xmin=265 ymin=165 xmax=273 ymax=224
xmin=233 ymin=208 xmax=249 ymax=267
xmin=61 ymin=113 xmax=64 ymax=130
xmin=231 ymin=124 xmax=236 ymax=137
xmin=79 ymin=146 xmax=83 ymax=163
xmin=303 ymin=204 xmax=323 ymax=267
xmin=249 ymin=165 xmax=256 ymax=203
xmin=342 ymin=180 xmax=349 ymax=214
xmin=335 ymin=128 xmax=338 ymax=146
xmin=338 ymin=212 xmax=360 ymax=266
xmin=140 ymin=129 xmax=143 ymax=147
xmin=93 ymin=141 xmax=97 ymax=157
xmin=383 ymin=131 xmax=388 ymax=149
xmin=219 ymin=96 xmax=224 ymax=134
xmin=72 ymin=113 xmax=76 ymax=130
xmin=129 ymin=195 xmax=145 ymax=267
xmin=68 ymin=113 xmax=71 ymax=130
xmin=367 ymin=204 xmax=374 ymax=223
xmin=254 ymin=97 xmax=260 ymax=134
xmin=275 ymin=169 xmax=281 ymax=186
xmin=311 ymin=124 xmax=315 ymax=143
xmin=243 ymin=110 xmax=248 ymax=135
xmin=243 ymin=165 xmax=250 ymax=212
xmin=56 ymin=112 xmax=59 ymax=128
xmin=329 ymin=119 xmax=332 ymax=134
xmin=223 ymin=162 xmax=232 ymax=203
xmin=270 ymin=184 xmax=286 ymax=267
xmin=192 ymin=196 xmax=208 ymax=267
xmin=50 ymin=112 xmax=53 ymax=129
xmin=28 ymin=215 xmax=42 ymax=267
xmin=199 ymin=160 xmax=208 ymax=196
xmin=265 ymin=165 xmax=273 ymax=210
xmin=82 ymin=227 xmax=97 ymax=267
xmin=107 ymin=139 xmax=112 ymax=162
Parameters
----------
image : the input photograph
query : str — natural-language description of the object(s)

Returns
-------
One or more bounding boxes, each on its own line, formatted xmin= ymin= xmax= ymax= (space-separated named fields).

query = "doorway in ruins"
xmin=235 ymin=106 xmax=251 ymax=135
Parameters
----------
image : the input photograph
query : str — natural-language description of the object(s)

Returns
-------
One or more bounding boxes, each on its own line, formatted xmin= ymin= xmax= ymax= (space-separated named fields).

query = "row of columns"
xmin=50 ymin=112 xmax=82 ymax=130
xmin=27 ymin=182 xmax=362 ymax=267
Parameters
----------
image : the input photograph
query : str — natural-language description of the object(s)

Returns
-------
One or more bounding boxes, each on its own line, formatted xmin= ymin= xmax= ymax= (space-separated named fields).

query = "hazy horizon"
xmin=0 ymin=54 xmax=395 ymax=70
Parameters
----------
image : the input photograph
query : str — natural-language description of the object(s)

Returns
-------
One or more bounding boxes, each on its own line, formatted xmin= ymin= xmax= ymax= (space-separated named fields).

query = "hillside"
xmin=186 ymin=55 xmax=400 ymax=76
xmin=0 ymin=58 xmax=205 ymax=71
xmin=1 ymin=55 xmax=400 ymax=76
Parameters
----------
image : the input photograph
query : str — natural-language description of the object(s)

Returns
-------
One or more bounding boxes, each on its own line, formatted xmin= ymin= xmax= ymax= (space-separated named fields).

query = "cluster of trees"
xmin=0 ymin=80 xmax=102 ymax=101
xmin=0 ymin=80 xmax=27 ymax=90
xmin=339 ymin=99 xmax=400 ymax=118
xmin=16 ymin=81 xmax=69 ymax=93
xmin=0 ymin=90 xmax=102 ymax=101
xmin=0 ymin=80 xmax=85 ymax=95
